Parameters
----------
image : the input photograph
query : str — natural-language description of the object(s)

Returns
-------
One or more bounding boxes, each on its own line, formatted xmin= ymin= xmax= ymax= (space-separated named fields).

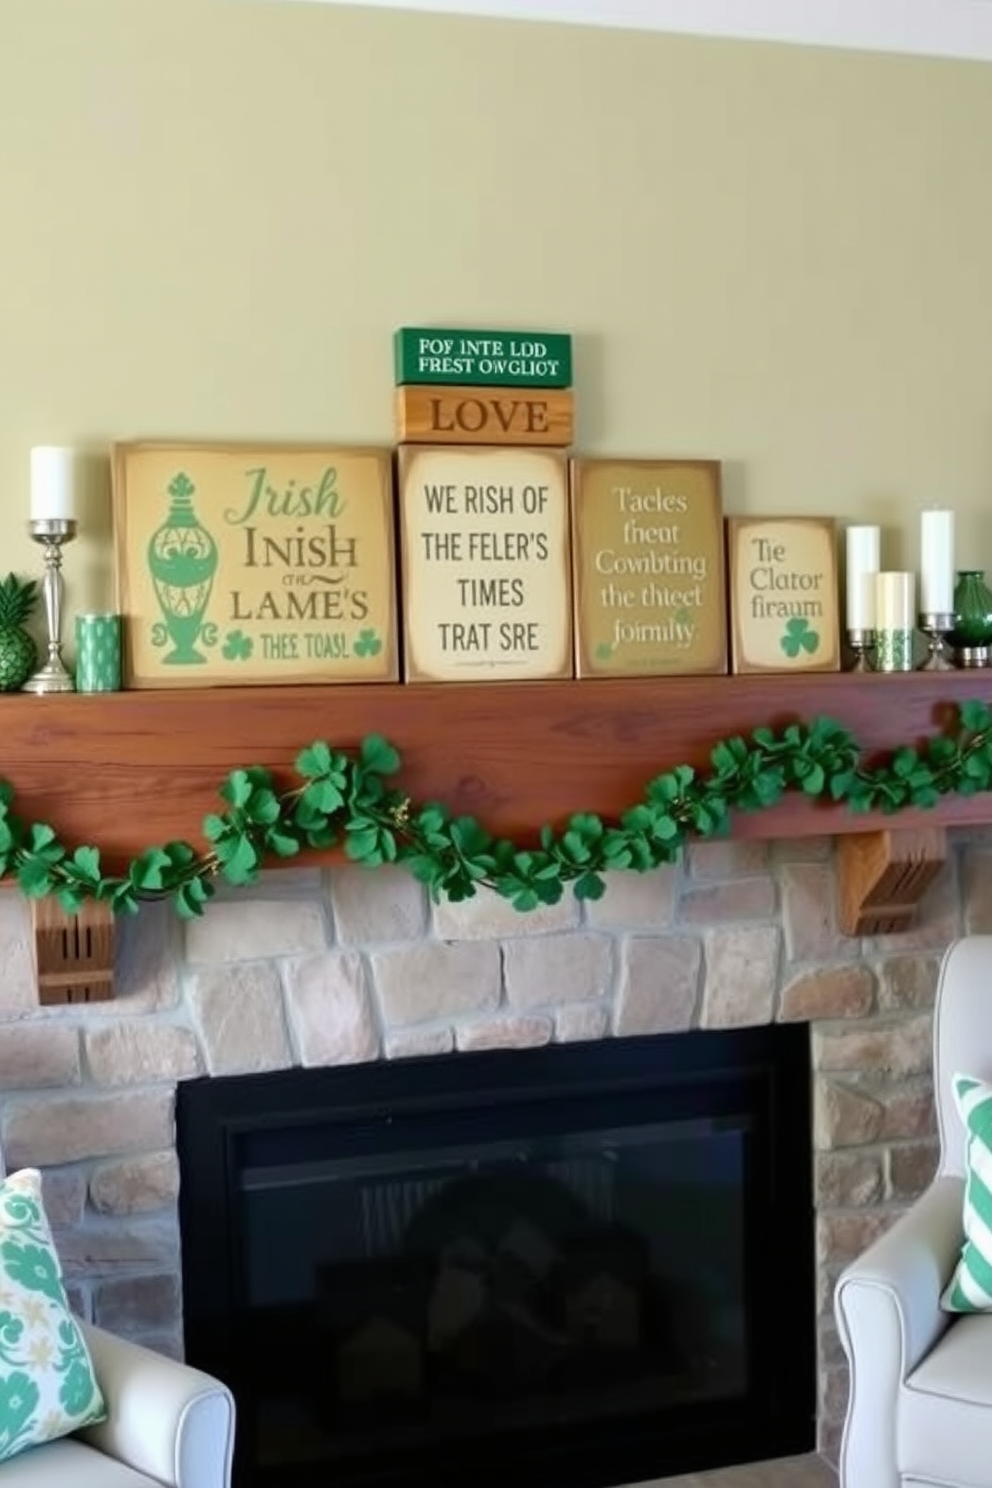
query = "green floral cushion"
xmin=0 ymin=1168 xmax=105 ymax=1461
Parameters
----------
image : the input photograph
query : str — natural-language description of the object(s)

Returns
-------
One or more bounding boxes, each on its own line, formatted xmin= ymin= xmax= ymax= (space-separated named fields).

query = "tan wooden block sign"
xmin=570 ymin=459 xmax=727 ymax=676
xmin=727 ymin=516 xmax=840 ymax=674
xmin=395 ymin=385 xmax=573 ymax=447
xmin=398 ymin=445 xmax=573 ymax=682
xmin=112 ymin=441 xmax=399 ymax=688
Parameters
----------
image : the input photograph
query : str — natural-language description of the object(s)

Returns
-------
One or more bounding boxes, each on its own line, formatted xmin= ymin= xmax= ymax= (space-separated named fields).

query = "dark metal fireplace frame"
xmin=177 ymin=1024 xmax=816 ymax=1488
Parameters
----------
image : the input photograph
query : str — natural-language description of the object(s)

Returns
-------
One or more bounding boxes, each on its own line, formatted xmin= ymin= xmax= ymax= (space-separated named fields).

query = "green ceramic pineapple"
xmin=0 ymin=574 xmax=39 ymax=691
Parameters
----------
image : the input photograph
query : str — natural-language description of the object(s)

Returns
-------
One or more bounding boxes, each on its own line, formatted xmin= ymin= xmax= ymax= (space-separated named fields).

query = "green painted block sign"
xmin=394 ymin=328 xmax=572 ymax=388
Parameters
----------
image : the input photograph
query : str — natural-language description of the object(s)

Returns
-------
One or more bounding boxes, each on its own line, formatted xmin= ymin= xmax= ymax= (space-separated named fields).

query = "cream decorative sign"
xmin=397 ymin=445 xmax=572 ymax=681
xmin=727 ymin=516 xmax=840 ymax=673
xmin=570 ymin=459 xmax=727 ymax=676
xmin=112 ymin=442 xmax=399 ymax=688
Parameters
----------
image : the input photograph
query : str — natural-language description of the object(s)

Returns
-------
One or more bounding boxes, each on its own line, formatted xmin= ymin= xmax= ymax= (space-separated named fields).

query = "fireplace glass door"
xmin=178 ymin=1025 xmax=814 ymax=1488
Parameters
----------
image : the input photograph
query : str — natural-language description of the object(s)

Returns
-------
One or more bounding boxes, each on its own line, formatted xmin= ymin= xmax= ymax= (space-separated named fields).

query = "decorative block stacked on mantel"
xmin=393 ymin=326 xmax=574 ymax=443
xmin=393 ymin=327 xmax=575 ymax=682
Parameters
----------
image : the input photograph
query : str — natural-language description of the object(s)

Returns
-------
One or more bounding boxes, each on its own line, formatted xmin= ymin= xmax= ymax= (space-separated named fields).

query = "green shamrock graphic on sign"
xmin=780 ymin=617 xmax=820 ymax=658
xmin=222 ymin=630 xmax=253 ymax=661
xmin=595 ymin=641 xmax=613 ymax=661
xmin=353 ymin=629 xmax=382 ymax=658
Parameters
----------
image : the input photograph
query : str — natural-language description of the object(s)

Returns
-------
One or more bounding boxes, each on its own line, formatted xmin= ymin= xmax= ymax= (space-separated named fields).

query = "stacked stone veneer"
xmin=1 ymin=829 xmax=988 ymax=1461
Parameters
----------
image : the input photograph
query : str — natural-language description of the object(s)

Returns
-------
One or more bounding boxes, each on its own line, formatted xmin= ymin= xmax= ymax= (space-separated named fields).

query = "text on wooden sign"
xmin=395 ymin=385 xmax=573 ymax=447
xmin=398 ymin=445 xmax=572 ymax=682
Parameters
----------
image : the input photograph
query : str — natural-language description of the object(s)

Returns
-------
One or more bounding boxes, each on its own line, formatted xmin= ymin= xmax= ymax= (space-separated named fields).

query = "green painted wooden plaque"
xmin=394 ymin=328 xmax=572 ymax=388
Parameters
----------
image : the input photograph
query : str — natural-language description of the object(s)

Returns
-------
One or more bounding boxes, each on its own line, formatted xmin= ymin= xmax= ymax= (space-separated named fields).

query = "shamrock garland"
xmin=1 ymin=699 xmax=991 ymax=919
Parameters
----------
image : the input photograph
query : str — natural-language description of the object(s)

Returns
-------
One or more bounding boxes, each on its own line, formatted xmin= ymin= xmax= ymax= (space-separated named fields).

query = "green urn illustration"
xmin=147 ymin=473 xmax=219 ymax=664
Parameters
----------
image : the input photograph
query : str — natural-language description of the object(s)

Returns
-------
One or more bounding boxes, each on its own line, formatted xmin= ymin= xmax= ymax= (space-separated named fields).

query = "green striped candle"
xmin=75 ymin=613 xmax=122 ymax=693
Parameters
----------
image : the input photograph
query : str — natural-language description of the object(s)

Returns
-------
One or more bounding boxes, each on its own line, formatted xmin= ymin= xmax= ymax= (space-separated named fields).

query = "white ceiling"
xmin=278 ymin=0 xmax=992 ymax=63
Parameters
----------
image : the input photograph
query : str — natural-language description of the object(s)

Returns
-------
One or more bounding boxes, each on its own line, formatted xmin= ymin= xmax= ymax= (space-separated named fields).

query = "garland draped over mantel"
xmin=2 ymin=699 xmax=992 ymax=918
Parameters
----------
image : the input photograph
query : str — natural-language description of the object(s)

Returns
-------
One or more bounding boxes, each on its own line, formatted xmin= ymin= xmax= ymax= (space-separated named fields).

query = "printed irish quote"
xmin=398 ymin=446 xmax=573 ymax=682
xmin=111 ymin=443 xmax=398 ymax=687
xmin=570 ymin=460 xmax=727 ymax=677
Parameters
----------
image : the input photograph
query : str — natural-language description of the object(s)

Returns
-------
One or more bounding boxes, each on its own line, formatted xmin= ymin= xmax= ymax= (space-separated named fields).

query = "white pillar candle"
xmin=920 ymin=507 xmax=955 ymax=615
xmin=845 ymin=524 xmax=880 ymax=630
xmin=876 ymin=571 xmax=916 ymax=631
xmin=30 ymin=446 xmax=77 ymax=522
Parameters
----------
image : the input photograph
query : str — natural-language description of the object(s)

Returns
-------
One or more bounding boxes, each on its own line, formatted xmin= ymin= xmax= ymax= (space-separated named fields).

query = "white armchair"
xmin=0 ymin=1322 xmax=235 ymax=1486
xmin=834 ymin=935 xmax=992 ymax=1488
xmin=0 ymin=1142 xmax=234 ymax=1487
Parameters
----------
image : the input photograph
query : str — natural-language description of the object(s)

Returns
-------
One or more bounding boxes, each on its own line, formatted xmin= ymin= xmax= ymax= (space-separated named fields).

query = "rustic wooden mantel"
xmin=1 ymin=671 xmax=988 ymax=937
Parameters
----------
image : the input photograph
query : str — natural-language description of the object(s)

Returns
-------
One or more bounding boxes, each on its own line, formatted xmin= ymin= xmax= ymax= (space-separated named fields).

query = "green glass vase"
xmin=950 ymin=570 xmax=992 ymax=661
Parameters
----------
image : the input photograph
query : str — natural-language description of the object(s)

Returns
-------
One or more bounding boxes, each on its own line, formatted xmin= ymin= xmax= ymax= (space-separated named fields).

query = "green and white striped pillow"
xmin=943 ymin=1072 xmax=992 ymax=1313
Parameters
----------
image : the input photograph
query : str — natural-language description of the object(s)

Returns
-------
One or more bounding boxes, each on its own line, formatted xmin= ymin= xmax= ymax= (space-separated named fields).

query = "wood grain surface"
xmin=0 ymin=672 xmax=988 ymax=870
xmin=394 ymin=385 xmax=573 ymax=446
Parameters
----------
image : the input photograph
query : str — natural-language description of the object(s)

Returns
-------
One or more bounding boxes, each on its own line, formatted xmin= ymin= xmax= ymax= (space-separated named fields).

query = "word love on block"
xmin=111 ymin=441 xmax=399 ymax=687
xmin=397 ymin=445 xmax=572 ymax=682
xmin=394 ymin=327 xmax=572 ymax=387
xmin=570 ymin=459 xmax=727 ymax=676
xmin=727 ymin=515 xmax=840 ymax=674
xmin=395 ymin=385 xmax=573 ymax=448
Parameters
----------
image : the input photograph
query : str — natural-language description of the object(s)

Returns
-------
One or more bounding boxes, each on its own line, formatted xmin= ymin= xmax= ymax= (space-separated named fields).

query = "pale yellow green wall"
xmin=3 ymin=0 xmax=992 ymax=620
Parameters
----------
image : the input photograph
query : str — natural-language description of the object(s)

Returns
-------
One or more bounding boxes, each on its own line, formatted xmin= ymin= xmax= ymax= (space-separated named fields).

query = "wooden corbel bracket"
xmin=31 ymin=898 xmax=115 ymax=1005
xmin=837 ymin=827 xmax=948 ymax=937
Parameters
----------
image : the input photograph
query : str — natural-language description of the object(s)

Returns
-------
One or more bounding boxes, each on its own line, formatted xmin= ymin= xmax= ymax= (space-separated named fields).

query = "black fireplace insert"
xmin=177 ymin=1024 xmax=815 ymax=1488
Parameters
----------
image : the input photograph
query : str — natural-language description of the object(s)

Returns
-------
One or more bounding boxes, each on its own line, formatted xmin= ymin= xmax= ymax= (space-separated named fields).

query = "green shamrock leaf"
xmin=353 ymin=629 xmax=382 ymax=658
xmin=780 ymin=616 xmax=820 ymax=658
xmin=674 ymin=607 xmax=693 ymax=627
xmin=222 ymin=630 xmax=253 ymax=661
xmin=594 ymin=641 xmax=613 ymax=661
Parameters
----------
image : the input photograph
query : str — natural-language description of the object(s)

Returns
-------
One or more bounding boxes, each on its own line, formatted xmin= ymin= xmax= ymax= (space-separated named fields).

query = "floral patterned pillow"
xmin=0 ymin=1168 xmax=105 ymax=1461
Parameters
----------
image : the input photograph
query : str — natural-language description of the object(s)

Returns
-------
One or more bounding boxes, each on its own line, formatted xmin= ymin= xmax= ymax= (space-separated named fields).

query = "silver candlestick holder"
xmin=917 ymin=611 xmax=956 ymax=671
xmin=846 ymin=627 xmax=876 ymax=672
xmin=22 ymin=518 xmax=77 ymax=694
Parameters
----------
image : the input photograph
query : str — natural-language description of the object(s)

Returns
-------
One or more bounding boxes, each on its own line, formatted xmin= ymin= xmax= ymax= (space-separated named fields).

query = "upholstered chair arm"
xmin=834 ymin=1177 xmax=964 ymax=1488
xmin=76 ymin=1323 xmax=235 ymax=1488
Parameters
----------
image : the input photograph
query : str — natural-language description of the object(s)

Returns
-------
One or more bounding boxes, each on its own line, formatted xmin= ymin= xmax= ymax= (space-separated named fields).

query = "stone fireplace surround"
xmin=0 ymin=826 xmax=984 ymax=1469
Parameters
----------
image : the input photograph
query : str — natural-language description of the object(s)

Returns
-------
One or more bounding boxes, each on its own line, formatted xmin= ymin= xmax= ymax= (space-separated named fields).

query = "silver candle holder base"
xmin=22 ymin=518 xmax=77 ymax=694
xmin=846 ymin=627 xmax=875 ymax=671
xmin=917 ymin=611 xmax=955 ymax=671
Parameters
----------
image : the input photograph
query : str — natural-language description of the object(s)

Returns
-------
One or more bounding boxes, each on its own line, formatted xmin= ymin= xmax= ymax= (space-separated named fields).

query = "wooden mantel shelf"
xmin=0 ymin=671 xmax=990 ymax=876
